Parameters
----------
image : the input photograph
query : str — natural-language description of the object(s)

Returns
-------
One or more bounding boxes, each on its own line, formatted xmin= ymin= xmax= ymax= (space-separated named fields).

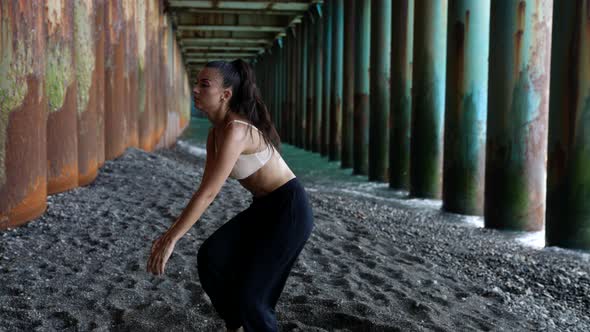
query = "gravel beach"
xmin=1 ymin=144 xmax=589 ymax=331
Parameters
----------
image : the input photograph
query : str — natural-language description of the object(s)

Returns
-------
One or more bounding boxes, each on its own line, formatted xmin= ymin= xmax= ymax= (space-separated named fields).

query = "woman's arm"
xmin=147 ymin=123 xmax=248 ymax=275
xmin=163 ymin=123 xmax=247 ymax=241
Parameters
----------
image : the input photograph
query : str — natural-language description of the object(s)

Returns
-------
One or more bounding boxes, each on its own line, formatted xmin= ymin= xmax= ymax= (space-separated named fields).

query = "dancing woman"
xmin=147 ymin=59 xmax=314 ymax=332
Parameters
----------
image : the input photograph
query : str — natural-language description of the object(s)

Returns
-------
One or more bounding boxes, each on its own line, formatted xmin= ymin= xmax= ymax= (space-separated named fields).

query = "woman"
xmin=147 ymin=59 xmax=314 ymax=332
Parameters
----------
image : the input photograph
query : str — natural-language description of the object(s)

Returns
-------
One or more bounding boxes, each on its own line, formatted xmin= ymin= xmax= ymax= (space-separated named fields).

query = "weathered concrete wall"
xmin=0 ymin=0 xmax=191 ymax=229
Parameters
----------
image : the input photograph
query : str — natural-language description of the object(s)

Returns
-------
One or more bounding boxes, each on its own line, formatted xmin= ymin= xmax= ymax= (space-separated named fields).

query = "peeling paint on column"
xmin=46 ymin=0 xmax=64 ymax=34
xmin=74 ymin=0 xmax=95 ymax=115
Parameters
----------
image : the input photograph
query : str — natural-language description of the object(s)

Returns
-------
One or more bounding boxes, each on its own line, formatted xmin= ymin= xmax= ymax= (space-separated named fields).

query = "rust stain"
xmin=47 ymin=161 xmax=78 ymax=194
xmin=2 ymin=176 xmax=46 ymax=229
xmin=455 ymin=19 xmax=465 ymax=112
xmin=514 ymin=0 xmax=526 ymax=77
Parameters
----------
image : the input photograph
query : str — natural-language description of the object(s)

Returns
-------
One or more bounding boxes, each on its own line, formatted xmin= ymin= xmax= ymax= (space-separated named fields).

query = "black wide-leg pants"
xmin=197 ymin=178 xmax=314 ymax=332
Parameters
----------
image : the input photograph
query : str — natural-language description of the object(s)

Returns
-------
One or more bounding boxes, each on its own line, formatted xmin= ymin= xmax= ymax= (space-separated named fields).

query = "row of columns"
xmin=0 ymin=0 xmax=191 ymax=229
xmin=253 ymin=0 xmax=590 ymax=251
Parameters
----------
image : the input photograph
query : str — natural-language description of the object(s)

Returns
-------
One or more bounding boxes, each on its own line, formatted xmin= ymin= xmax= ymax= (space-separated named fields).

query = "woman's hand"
xmin=147 ymin=232 xmax=177 ymax=276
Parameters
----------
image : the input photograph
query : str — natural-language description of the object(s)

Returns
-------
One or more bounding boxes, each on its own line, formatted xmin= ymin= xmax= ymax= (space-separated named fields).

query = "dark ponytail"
xmin=205 ymin=59 xmax=281 ymax=152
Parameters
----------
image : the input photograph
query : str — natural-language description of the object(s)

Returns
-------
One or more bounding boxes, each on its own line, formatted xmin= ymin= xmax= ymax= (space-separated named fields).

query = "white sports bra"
xmin=214 ymin=120 xmax=277 ymax=180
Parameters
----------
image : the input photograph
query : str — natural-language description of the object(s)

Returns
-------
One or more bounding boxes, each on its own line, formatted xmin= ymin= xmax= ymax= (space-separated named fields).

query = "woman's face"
xmin=193 ymin=68 xmax=230 ymax=123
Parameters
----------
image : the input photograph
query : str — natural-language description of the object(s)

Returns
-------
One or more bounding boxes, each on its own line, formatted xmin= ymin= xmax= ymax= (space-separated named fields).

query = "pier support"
xmin=485 ymin=0 xmax=552 ymax=231
xmin=329 ymin=0 xmax=344 ymax=161
xmin=353 ymin=0 xmax=371 ymax=176
xmin=369 ymin=0 xmax=392 ymax=181
xmin=47 ymin=0 xmax=79 ymax=194
xmin=306 ymin=14 xmax=315 ymax=151
xmin=389 ymin=0 xmax=414 ymax=188
xmin=0 ymin=1 xmax=47 ymax=227
xmin=546 ymin=0 xmax=590 ymax=249
xmin=300 ymin=19 xmax=309 ymax=149
xmin=442 ymin=0 xmax=490 ymax=215
xmin=313 ymin=10 xmax=324 ymax=153
xmin=321 ymin=0 xmax=333 ymax=157
xmin=410 ymin=0 xmax=448 ymax=198
xmin=341 ymin=0 xmax=355 ymax=168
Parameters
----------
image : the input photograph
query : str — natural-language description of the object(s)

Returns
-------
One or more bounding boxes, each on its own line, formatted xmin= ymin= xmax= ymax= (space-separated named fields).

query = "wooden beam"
xmin=182 ymin=38 xmax=272 ymax=45
xmin=174 ymin=8 xmax=300 ymax=15
xmin=177 ymin=25 xmax=284 ymax=32
xmin=168 ymin=1 xmax=313 ymax=11
xmin=186 ymin=56 xmax=255 ymax=62
xmin=185 ymin=52 xmax=256 ymax=57
xmin=182 ymin=46 xmax=265 ymax=52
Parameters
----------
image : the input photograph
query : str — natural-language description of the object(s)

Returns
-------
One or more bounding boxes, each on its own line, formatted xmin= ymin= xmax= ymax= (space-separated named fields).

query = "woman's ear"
xmin=222 ymin=89 xmax=232 ymax=101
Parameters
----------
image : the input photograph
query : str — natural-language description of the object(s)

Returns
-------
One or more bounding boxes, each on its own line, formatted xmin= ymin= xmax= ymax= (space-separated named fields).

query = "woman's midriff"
xmin=238 ymin=155 xmax=295 ymax=198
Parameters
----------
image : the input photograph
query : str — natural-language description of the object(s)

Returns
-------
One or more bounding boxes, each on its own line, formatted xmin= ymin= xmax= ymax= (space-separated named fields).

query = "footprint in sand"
xmin=318 ymin=232 xmax=336 ymax=243
xmin=358 ymin=271 xmax=386 ymax=287
xmin=48 ymin=311 xmax=79 ymax=330
xmin=457 ymin=312 xmax=494 ymax=331
xmin=397 ymin=252 xmax=426 ymax=266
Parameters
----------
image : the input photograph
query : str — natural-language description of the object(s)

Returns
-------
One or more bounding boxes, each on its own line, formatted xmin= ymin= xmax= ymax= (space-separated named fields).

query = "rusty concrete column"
xmin=105 ymin=1 xmax=126 ymax=159
xmin=156 ymin=2 xmax=166 ymax=149
xmin=285 ymin=34 xmax=293 ymax=143
xmin=96 ymin=0 xmax=106 ymax=167
xmin=410 ymin=0 xmax=448 ymax=197
xmin=137 ymin=0 xmax=150 ymax=151
xmin=294 ymin=24 xmax=302 ymax=146
xmin=313 ymin=8 xmax=324 ymax=153
xmin=329 ymin=0 xmax=343 ymax=161
xmin=485 ymin=0 xmax=552 ymax=231
xmin=289 ymin=27 xmax=299 ymax=145
xmin=123 ymin=0 xmax=138 ymax=149
xmin=389 ymin=0 xmax=414 ymax=188
xmin=300 ymin=20 xmax=309 ymax=149
xmin=46 ymin=0 xmax=79 ymax=194
xmin=0 ymin=1 xmax=47 ymax=228
xmin=341 ymin=0 xmax=355 ymax=168
xmin=322 ymin=0 xmax=333 ymax=157
xmin=306 ymin=14 xmax=315 ymax=151
xmin=278 ymin=42 xmax=284 ymax=139
xmin=353 ymin=0 xmax=371 ymax=176
xmin=546 ymin=0 xmax=589 ymax=249
xmin=442 ymin=0 xmax=490 ymax=215
xmin=369 ymin=0 xmax=392 ymax=181
xmin=75 ymin=0 xmax=99 ymax=187
xmin=281 ymin=38 xmax=287 ymax=139
xmin=145 ymin=0 xmax=158 ymax=151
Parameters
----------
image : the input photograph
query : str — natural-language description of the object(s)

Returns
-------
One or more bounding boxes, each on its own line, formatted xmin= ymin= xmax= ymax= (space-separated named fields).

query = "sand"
xmin=1 ymin=144 xmax=590 ymax=332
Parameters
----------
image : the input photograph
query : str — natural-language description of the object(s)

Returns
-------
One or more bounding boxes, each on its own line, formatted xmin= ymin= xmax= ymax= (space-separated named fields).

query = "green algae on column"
xmin=0 ymin=15 xmax=34 ymax=187
xmin=46 ymin=45 xmax=74 ymax=113
xmin=410 ymin=0 xmax=448 ymax=198
xmin=73 ymin=0 xmax=95 ymax=115
xmin=442 ymin=0 xmax=490 ymax=216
